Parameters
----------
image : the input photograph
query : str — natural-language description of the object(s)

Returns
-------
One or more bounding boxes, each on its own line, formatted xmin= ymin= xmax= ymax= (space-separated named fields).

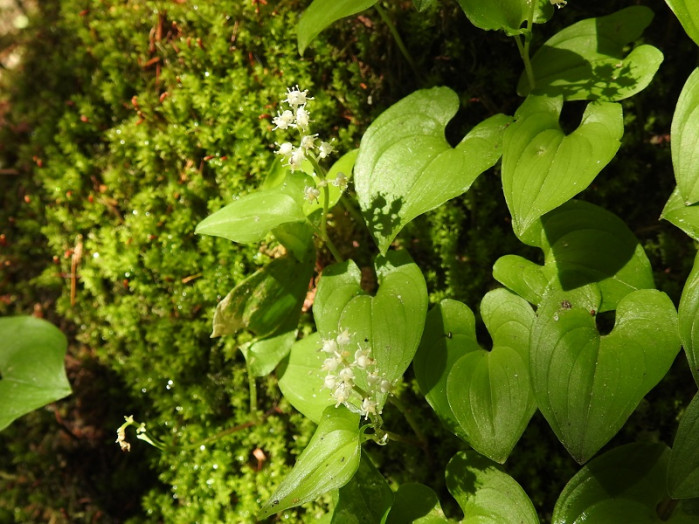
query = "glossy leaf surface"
xmin=385 ymin=483 xmax=448 ymax=524
xmin=661 ymin=186 xmax=699 ymax=241
xmin=446 ymin=289 xmax=536 ymax=463
xmin=0 ymin=316 xmax=72 ymax=431
xmin=494 ymin=200 xmax=654 ymax=312
xmin=502 ymin=96 xmax=623 ymax=240
xmin=531 ymin=286 xmax=680 ymax=463
xmin=518 ymin=6 xmax=663 ymax=101
xmin=672 ymin=68 xmax=699 ymax=205
xmin=455 ymin=0 xmax=552 ymax=36
xmin=258 ymin=406 xmax=361 ymax=519
xmin=445 ymin=451 xmax=539 ymax=524
xmin=679 ymin=251 xmax=699 ymax=385
xmin=665 ymin=0 xmax=699 ymax=47
xmin=355 ymin=87 xmax=510 ymax=254
xmin=668 ymin=392 xmax=699 ymax=499
xmin=297 ymin=0 xmax=377 ymax=55
xmin=278 ymin=333 xmax=332 ymax=423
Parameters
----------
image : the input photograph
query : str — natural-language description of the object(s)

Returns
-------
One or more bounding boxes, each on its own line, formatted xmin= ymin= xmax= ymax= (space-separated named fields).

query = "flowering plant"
xmin=193 ymin=1 xmax=699 ymax=521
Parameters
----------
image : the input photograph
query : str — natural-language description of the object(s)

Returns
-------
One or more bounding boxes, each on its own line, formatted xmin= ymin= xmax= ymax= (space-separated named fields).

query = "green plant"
xmin=191 ymin=1 xmax=699 ymax=521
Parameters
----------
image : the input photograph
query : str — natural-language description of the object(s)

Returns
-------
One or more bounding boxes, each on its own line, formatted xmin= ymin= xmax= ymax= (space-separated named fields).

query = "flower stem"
xmin=389 ymin=394 xmax=427 ymax=447
xmin=374 ymin=3 xmax=422 ymax=83
xmin=308 ymin=155 xmax=343 ymax=263
xmin=248 ymin=361 xmax=258 ymax=420
xmin=515 ymin=35 xmax=536 ymax=92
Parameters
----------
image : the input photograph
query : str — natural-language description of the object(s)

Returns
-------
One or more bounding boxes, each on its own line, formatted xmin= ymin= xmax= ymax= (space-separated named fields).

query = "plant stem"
xmin=515 ymin=35 xmax=536 ymax=92
xmin=308 ymin=155 xmax=343 ymax=263
xmin=248 ymin=362 xmax=258 ymax=420
xmin=374 ymin=3 xmax=422 ymax=83
xmin=389 ymin=394 xmax=427 ymax=447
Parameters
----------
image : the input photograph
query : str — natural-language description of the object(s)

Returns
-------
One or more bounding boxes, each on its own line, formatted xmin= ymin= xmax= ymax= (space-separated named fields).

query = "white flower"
xmin=275 ymin=142 xmax=294 ymax=158
xmin=367 ymin=372 xmax=380 ymax=387
xmin=318 ymin=141 xmax=334 ymax=159
xmin=379 ymin=379 xmax=392 ymax=394
xmin=332 ymin=382 xmax=352 ymax=406
xmin=300 ymin=134 xmax=317 ymax=151
xmin=353 ymin=348 xmax=373 ymax=370
xmin=324 ymin=374 xmax=338 ymax=390
xmin=304 ymin=185 xmax=320 ymax=202
xmin=339 ymin=366 xmax=355 ymax=384
xmin=272 ymin=110 xmax=295 ymax=130
xmin=322 ymin=356 xmax=341 ymax=372
xmin=288 ymin=147 xmax=306 ymax=170
xmin=321 ymin=338 xmax=339 ymax=354
xmin=336 ymin=329 xmax=351 ymax=346
xmin=331 ymin=172 xmax=348 ymax=190
xmin=360 ymin=398 xmax=378 ymax=419
xmin=296 ymin=107 xmax=310 ymax=129
xmin=285 ymin=85 xmax=313 ymax=107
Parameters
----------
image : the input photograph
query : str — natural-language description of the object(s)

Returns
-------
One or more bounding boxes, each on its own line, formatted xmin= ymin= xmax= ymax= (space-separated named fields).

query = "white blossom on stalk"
xmin=304 ymin=185 xmax=320 ymax=202
xmin=321 ymin=338 xmax=339 ymax=354
xmin=332 ymin=382 xmax=353 ymax=406
xmin=338 ymin=366 xmax=355 ymax=383
xmin=285 ymin=85 xmax=313 ymax=107
xmin=300 ymin=134 xmax=317 ymax=151
xmin=318 ymin=140 xmax=334 ymax=159
xmin=324 ymin=374 xmax=338 ymax=391
xmin=336 ymin=329 xmax=351 ymax=346
xmin=295 ymin=107 xmax=310 ymax=129
xmin=288 ymin=147 xmax=306 ymax=170
xmin=331 ymin=172 xmax=348 ymax=190
xmin=322 ymin=356 xmax=341 ymax=372
xmin=360 ymin=398 xmax=378 ymax=419
xmin=353 ymin=348 xmax=373 ymax=370
xmin=272 ymin=109 xmax=295 ymax=130
xmin=275 ymin=141 xmax=294 ymax=158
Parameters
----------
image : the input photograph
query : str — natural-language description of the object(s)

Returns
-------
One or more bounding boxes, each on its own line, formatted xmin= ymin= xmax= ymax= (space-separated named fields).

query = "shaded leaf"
xmin=446 ymin=451 xmax=539 ymax=523
xmin=0 ymin=316 xmax=72 ymax=431
xmin=355 ymin=87 xmax=511 ymax=254
xmin=518 ymin=6 xmax=663 ymax=101
xmin=661 ymin=186 xmax=699 ymax=241
xmin=502 ymin=96 xmax=623 ymax=241
xmin=258 ymin=406 xmax=361 ymax=519
xmin=297 ymin=0 xmax=377 ymax=55
xmin=672 ymin=68 xmax=699 ymax=205
xmin=679 ymin=251 xmax=699 ymax=386
xmin=385 ymin=483 xmax=448 ymax=524
xmin=668 ymin=392 xmax=699 ymax=499
xmin=455 ymin=0 xmax=553 ymax=36
xmin=331 ymin=455 xmax=393 ymax=524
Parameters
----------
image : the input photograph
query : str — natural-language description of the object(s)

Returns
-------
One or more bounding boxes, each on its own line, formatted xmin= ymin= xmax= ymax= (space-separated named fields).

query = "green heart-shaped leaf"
xmin=668 ymin=392 xmax=699 ymax=499
xmin=278 ymin=333 xmax=332 ymax=423
xmin=455 ymin=0 xmax=553 ymax=36
xmin=661 ymin=186 xmax=699 ymax=241
xmin=316 ymin=252 xmax=427 ymax=403
xmin=258 ymin=406 xmax=361 ymax=519
xmin=672 ymin=68 xmax=699 ymax=205
xmin=445 ymin=451 xmax=539 ymax=524
xmin=331 ymin=455 xmax=393 ymax=524
xmin=385 ymin=483 xmax=448 ymax=524
xmin=446 ymin=289 xmax=536 ymax=463
xmin=297 ymin=0 xmax=377 ymax=55
xmin=355 ymin=87 xmax=511 ymax=254
xmin=664 ymin=0 xmax=699 ymax=47
xmin=414 ymin=299 xmax=481 ymax=439
xmin=679 ymin=251 xmax=699 ymax=386
xmin=531 ymin=286 xmax=680 ymax=463
xmin=502 ymin=96 xmax=623 ymax=240
xmin=553 ymin=442 xmax=670 ymax=523
xmin=494 ymin=200 xmax=654 ymax=312
xmin=518 ymin=6 xmax=663 ymax=101
xmin=0 ymin=316 xmax=72 ymax=431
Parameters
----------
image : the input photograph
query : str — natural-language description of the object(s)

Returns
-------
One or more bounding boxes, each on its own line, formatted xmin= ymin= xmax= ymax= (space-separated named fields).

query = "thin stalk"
xmin=374 ymin=3 xmax=422 ymax=83
xmin=515 ymin=34 xmax=536 ymax=92
xmin=308 ymin=155 xmax=343 ymax=263
xmin=389 ymin=394 xmax=427 ymax=447
xmin=248 ymin=362 xmax=258 ymax=420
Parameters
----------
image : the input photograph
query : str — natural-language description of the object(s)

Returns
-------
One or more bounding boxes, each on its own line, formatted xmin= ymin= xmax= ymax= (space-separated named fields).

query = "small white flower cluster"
xmin=320 ymin=329 xmax=392 ymax=420
xmin=272 ymin=86 xmax=347 ymax=202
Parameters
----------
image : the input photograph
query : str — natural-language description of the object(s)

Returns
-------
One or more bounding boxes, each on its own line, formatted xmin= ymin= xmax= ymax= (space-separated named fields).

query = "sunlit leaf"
xmin=331 ymin=455 xmax=393 ymax=523
xmin=258 ymin=406 xmax=361 ymax=519
xmin=355 ymin=87 xmax=511 ymax=254
xmin=661 ymin=186 xmax=699 ymax=241
xmin=446 ymin=451 xmax=539 ymax=523
xmin=679 ymin=251 xmax=699 ymax=386
xmin=502 ymin=96 xmax=623 ymax=241
xmin=518 ymin=6 xmax=663 ymax=101
xmin=664 ymin=0 xmax=699 ymax=47
xmin=455 ymin=0 xmax=553 ymax=36
xmin=297 ymin=0 xmax=378 ymax=55
xmin=0 ymin=316 xmax=72 ymax=431
xmin=672 ymin=68 xmax=699 ymax=205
